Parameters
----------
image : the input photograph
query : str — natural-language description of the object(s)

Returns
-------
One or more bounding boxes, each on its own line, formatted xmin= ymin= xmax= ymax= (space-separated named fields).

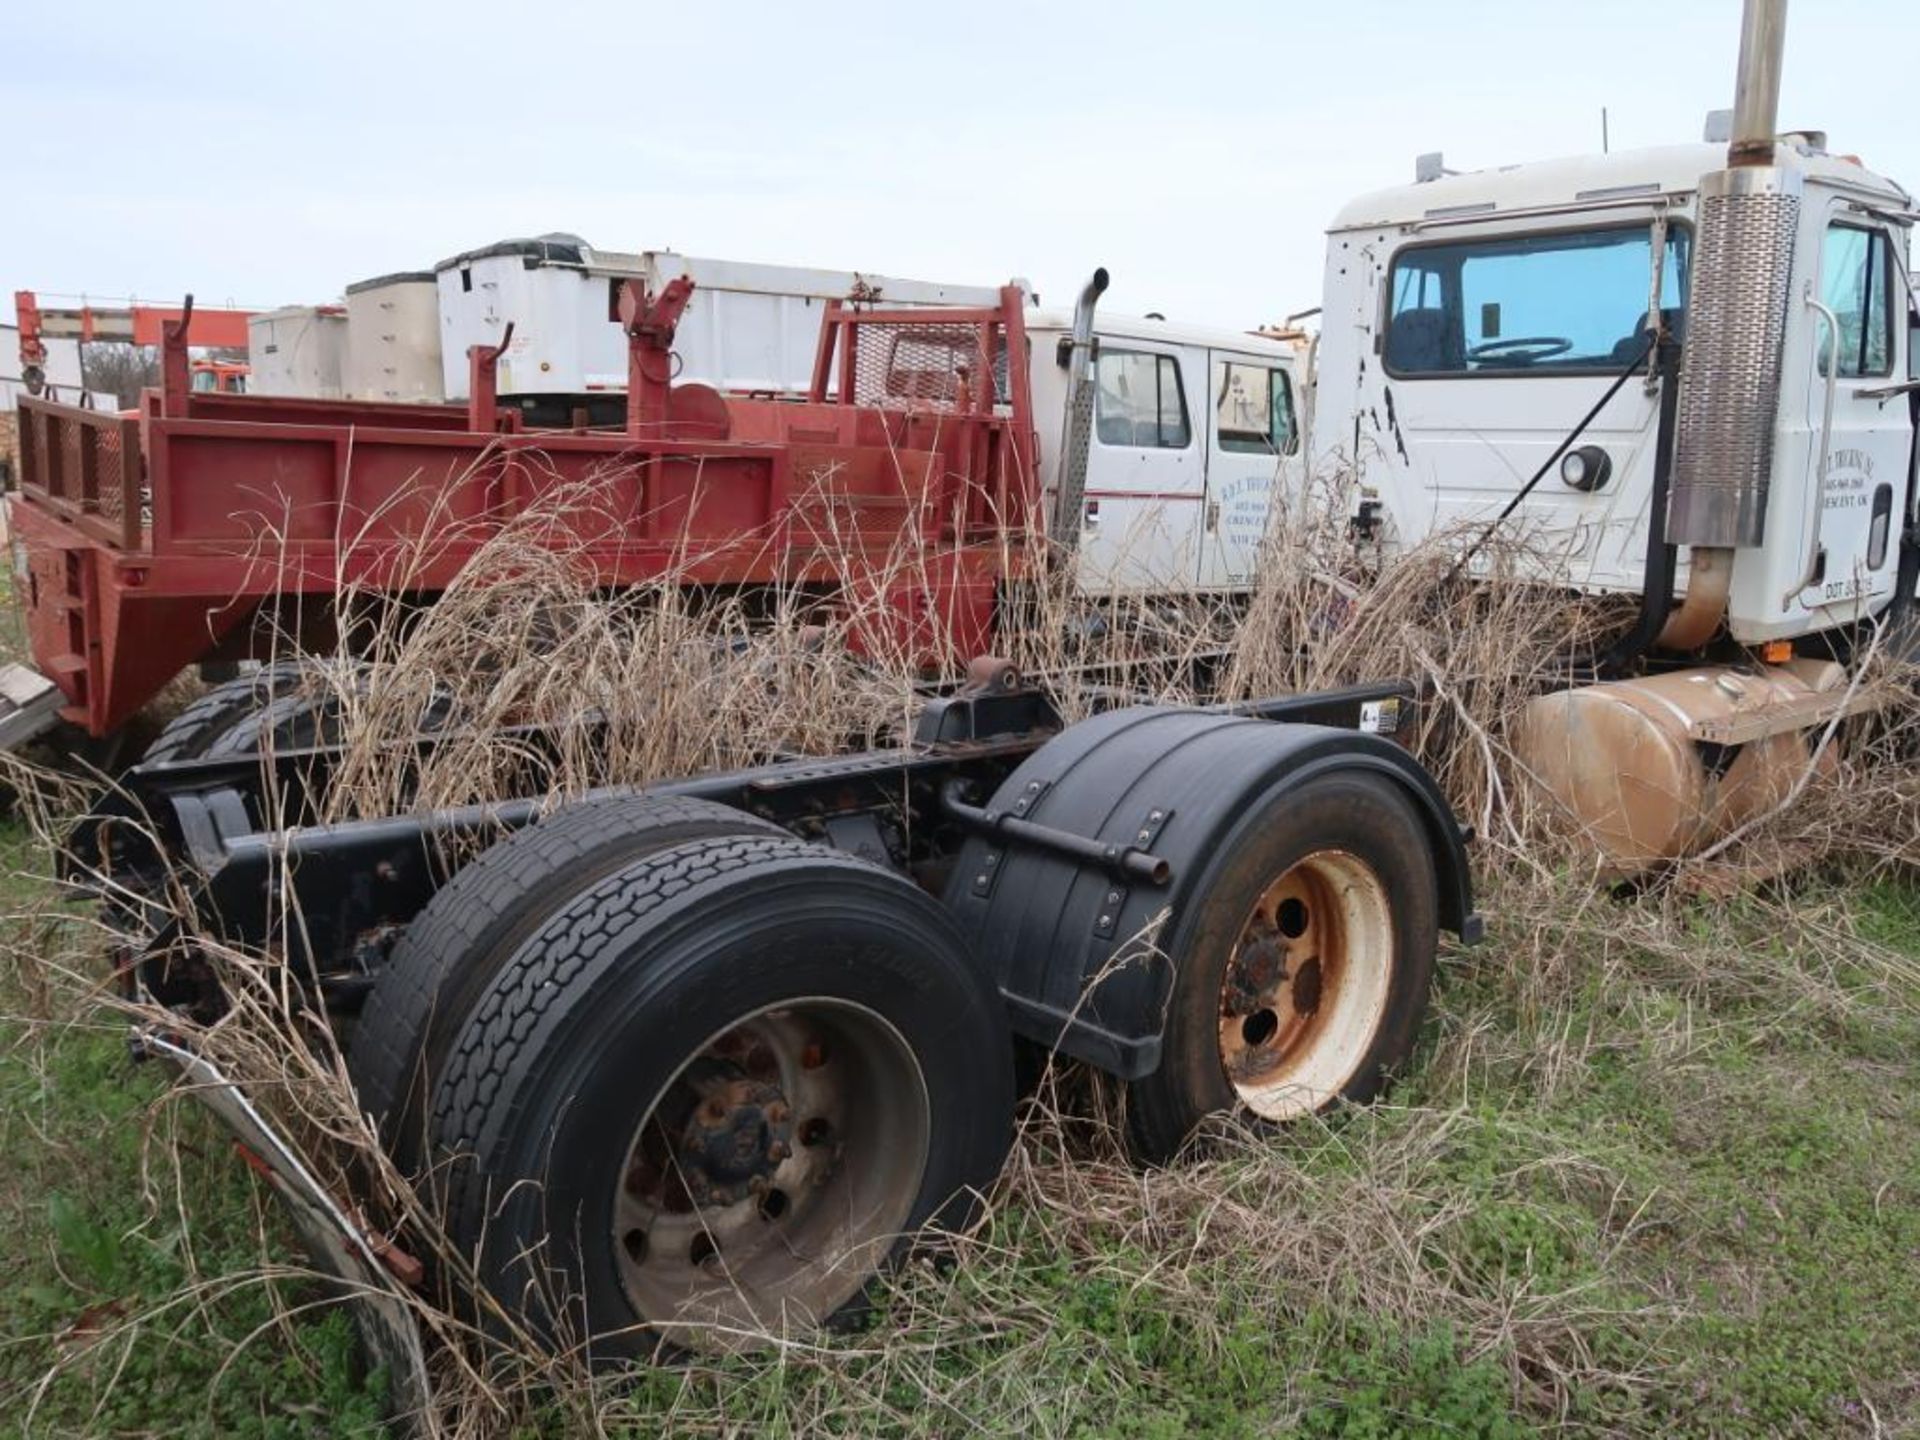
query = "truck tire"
xmin=426 ymin=834 xmax=1014 ymax=1358
xmin=138 ymin=662 xmax=311 ymax=765
xmin=198 ymin=667 xmax=456 ymax=758
xmin=1123 ymin=769 xmax=1438 ymax=1162
xmin=346 ymin=793 xmax=784 ymax=1172
xmin=201 ymin=689 xmax=340 ymax=756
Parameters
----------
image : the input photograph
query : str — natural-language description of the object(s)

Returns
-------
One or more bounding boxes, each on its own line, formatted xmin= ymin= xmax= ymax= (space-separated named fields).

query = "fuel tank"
xmin=1511 ymin=660 xmax=1843 ymax=873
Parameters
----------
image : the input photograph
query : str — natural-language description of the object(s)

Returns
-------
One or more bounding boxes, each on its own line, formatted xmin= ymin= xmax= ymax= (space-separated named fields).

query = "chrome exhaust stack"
xmin=1660 ymin=0 xmax=1799 ymax=647
xmin=1727 ymin=0 xmax=1790 ymax=169
xmin=1050 ymin=267 xmax=1109 ymax=548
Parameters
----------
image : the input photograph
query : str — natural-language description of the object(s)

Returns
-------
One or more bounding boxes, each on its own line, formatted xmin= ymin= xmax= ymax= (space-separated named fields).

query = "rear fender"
xmin=942 ymin=706 xmax=1477 ymax=1078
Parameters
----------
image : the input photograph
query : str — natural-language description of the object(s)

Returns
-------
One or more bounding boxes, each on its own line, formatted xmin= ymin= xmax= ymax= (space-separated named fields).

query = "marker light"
xmin=1560 ymin=445 xmax=1612 ymax=492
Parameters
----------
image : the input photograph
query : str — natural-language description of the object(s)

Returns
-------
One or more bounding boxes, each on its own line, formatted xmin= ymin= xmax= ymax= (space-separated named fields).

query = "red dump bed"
xmin=10 ymin=285 xmax=1037 ymax=736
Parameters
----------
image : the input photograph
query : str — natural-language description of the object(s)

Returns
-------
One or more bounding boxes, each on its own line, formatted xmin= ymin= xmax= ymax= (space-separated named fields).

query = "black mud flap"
xmin=141 ymin=1031 xmax=432 ymax=1428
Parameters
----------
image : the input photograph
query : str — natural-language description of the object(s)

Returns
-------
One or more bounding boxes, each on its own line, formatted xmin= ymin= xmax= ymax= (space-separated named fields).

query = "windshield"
xmin=1385 ymin=224 xmax=1689 ymax=376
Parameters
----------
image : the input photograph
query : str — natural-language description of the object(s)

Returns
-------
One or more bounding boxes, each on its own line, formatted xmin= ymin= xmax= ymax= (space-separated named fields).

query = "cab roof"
xmin=1329 ymin=140 xmax=1910 ymax=233
xmin=1026 ymin=308 xmax=1304 ymax=360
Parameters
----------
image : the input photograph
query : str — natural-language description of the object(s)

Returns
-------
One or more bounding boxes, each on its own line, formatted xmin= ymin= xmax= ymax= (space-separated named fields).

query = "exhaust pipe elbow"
xmin=1656 ymin=546 xmax=1733 ymax=651
xmin=1071 ymin=268 xmax=1110 ymax=347
xmin=1051 ymin=268 xmax=1111 ymax=546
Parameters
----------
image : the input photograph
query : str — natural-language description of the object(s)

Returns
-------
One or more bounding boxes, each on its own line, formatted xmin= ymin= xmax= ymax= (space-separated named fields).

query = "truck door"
xmin=1788 ymin=214 xmax=1910 ymax=618
xmin=1373 ymin=222 xmax=1685 ymax=594
xmin=1201 ymin=353 xmax=1301 ymax=588
xmin=1078 ymin=344 xmax=1203 ymax=593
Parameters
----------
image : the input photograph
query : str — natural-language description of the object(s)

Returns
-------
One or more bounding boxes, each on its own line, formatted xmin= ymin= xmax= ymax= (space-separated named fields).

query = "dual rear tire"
xmin=349 ymin=801 xmax=1014 ymax=1357
xmin=138 ymin=661 xmax=455 ymax=765
xmin=138 ymin=663 xmax=316 ymax=764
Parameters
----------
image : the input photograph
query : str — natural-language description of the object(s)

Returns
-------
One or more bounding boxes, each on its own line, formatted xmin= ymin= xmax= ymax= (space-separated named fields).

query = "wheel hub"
xmin=675 ymin=1065 xmax=794 ymax=1207
xmin=1214 ymin=849 xmax=1394 ymax=1120
xmin=610 ymin=1002 xmax=930 ymax=1348
xmin=1223 ymin=932 xmax=1287 ymax=1015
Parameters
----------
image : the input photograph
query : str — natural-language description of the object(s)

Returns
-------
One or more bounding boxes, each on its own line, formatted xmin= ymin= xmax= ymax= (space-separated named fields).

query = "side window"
xmin=1820 ymin=224 xmax=1893 ymax=379
xmin=1095 ymin=350 xmax=1191 ymax=448
xmin=1214 ymin=361 xmax=1298 ymax=454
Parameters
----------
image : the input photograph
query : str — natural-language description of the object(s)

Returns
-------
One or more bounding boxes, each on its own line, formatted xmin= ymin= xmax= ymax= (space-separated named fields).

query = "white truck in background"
xmin=1035 ymin=303 xmax=1307 ymax=592
xmin=433 ymin=235 xmax=1022 ymax=414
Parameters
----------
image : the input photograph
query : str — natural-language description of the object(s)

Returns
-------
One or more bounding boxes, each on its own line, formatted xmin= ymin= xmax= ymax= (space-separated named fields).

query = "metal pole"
xmin=1728 ymin=0 xmax=1788 ymax=166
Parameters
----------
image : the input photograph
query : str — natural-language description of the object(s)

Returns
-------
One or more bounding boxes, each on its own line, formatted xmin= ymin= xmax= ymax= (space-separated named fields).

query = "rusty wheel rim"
xmin=613 ymin=999 xmax=929 ymax=1350
xmin=1216 ymin=848 xmax=1394 ymax=1121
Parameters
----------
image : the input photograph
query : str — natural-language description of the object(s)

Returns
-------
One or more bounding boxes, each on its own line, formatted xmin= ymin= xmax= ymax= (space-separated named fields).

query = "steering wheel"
xmin=1466 ymin=336 xmax=1573 ymax=364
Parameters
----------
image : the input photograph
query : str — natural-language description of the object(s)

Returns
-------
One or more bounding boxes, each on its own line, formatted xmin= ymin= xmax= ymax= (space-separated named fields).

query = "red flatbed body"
xmin=10 ymin=283 xmax=1038 ymax=736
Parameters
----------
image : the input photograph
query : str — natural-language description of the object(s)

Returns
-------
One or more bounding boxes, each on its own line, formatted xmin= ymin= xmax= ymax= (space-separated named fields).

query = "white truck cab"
xmin=1028 ymin=310 xmax=1306 ymax=596
xmin=1315 ymin=137 xmax=1915 ymax=644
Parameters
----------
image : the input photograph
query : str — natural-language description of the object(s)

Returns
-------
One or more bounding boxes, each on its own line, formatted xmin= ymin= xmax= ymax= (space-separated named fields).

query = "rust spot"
xmin=1292 ymin=957 xmax=1324 ymax=1016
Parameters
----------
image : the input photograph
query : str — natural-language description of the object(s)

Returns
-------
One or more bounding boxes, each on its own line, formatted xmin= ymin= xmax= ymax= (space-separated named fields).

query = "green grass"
xmin=0 ymin=827 xmax=387 ymax=1438
xmin=2 ymin=819 xmax=1917 ymax=1436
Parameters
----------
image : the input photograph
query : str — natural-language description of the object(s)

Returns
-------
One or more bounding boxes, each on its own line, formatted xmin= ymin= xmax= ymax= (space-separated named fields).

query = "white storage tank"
xmin=247 ymin=306 xmax=349 ymax=399
xmin=345 ymin=272 xmax=444 ymax=403
xmin=434 ymin=233 xmax=1016 ymax=418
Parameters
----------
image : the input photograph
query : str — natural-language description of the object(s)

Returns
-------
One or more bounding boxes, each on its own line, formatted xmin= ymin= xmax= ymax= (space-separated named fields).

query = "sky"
xmin=4 ymin=0 xmax=1915 ymax=334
